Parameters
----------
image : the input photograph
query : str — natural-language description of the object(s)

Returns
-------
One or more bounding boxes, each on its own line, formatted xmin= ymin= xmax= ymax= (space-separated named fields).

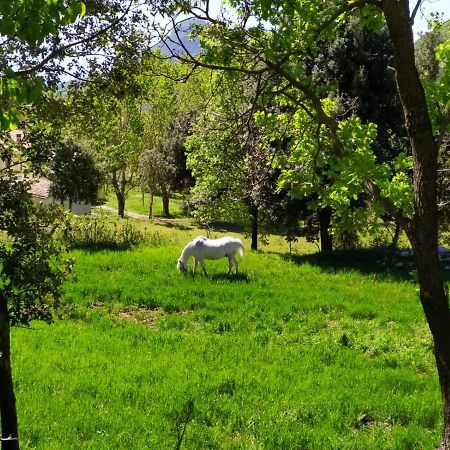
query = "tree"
xmin=47 ymin=137 xmax=103 ymax=210
xmin=310 ymin=19 xmax=409 ymax=248
xmin=138 ymin=57 xmax=205 ymax=217
xmin=67 ymin=55 xmax=146 ymax=218
xmin=154 ymin=0 xmax=450 ymax=445
xmin=140 ymin=119 xmax=190 ymax=217
xmin=186 ymin=71 xmax=281 ymax=250
xmin=415 ymin=22 xmax=450 ymax=228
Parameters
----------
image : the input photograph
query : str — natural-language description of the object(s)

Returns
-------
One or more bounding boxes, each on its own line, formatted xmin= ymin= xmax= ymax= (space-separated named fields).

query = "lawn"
xmin=11 ymin=229 xmax=442 ymax=449
xmin=103 ymin=189 xmax=184 ymax=218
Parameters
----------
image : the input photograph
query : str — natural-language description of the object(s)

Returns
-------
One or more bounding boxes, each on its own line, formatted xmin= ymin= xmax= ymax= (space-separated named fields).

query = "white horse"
xmin=177 ymin=236 xmax=245 ymax=276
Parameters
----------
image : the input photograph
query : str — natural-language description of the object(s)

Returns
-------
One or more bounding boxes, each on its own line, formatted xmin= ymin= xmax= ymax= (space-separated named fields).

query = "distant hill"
xmin=153 ymin=18 xmax=202 ymax=57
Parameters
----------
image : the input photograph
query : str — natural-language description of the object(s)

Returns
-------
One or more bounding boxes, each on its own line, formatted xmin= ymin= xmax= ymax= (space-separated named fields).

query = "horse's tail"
xmin=237 ymin=240 xmax=245 ymax=258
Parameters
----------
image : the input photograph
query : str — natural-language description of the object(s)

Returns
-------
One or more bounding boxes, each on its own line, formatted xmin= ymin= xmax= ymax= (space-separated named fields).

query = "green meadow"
xmin=103 ymin=190 xmax=184 ymax=218
xmin=11 ymin=221 xmax=442 ymax=449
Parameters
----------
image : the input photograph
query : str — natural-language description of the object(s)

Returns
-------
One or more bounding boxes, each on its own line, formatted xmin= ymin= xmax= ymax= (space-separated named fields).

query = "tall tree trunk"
xmin=112 ymin=172 xmax=126 ymax=218
xmin=383 ymin=2 xmax=450 ymax=447
xmin=148 ymin=191 xmax=154 ymax=219
xmin=319 ymin=207 xmax=333 ymax=252
xmin=0 ymin=293 xmax=20 ymax=450
xmin=161 ymin=186 xmax=170 ymax=217
xmin=117 ymin=193 xmax=126 ymax=219
xmin=251 ymin=207 xmax=258 ymax=251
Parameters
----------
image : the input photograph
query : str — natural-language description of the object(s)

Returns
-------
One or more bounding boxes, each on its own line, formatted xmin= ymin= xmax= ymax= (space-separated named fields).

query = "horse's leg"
xmin=231 ymin=254 xmax=238 ymax=274
xmin=194 ymin=258 xmax=198 ymax=273
xmin=227 ymin=256 xmax=233 ymax=275
xmin=200 ymin=259 xmax=208 ymax=276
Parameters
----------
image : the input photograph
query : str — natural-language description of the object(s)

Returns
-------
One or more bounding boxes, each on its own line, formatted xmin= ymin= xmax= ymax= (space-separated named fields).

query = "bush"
xmin=66 ymin=217 xmax=147 ymax=250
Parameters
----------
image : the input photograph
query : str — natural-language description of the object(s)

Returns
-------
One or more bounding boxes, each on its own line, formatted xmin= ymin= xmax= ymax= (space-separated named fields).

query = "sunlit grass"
xmin=103 ymin=189 xmax=184 ymax=218
xmin=11 ymin=235 xmax=442 ymax=449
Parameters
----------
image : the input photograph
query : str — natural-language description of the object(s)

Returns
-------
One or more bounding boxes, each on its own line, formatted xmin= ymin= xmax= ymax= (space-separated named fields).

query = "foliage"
xmin=0 ymin=0 xmax=84 ymax=130
xmin=416 ymin=26 xmax=450 ymax=225
xmin=0 ymin=177 xmax=72 ymax=326
xmin=66 ymin=54 xmax=147 ymax=216
xmin=257 ymin=109 xmax=414 ymax=235
xmin=45 ymin=137 xmax=103 ymax=208
xmin=65 ymin=217 xmax=146 ymax=250
xmin=186 ymin=71 xmax=288 ymax=247
xmin=138 ymin=58 xmax=206 ymax=215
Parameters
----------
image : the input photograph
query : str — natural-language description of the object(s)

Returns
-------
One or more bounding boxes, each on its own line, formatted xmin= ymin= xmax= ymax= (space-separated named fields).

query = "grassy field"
xmin=10 ymin=222 xmax=443 ymax=449
xmin=103 ymin=189 xmax=184 ymax=218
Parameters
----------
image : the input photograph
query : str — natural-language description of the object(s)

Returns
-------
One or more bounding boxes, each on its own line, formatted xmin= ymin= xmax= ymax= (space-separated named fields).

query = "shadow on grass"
xmin=209 ymin=272 xmax=250 ymax=283
xmin=278 ymin=247 xmax=419 ymax=282
xmin=157 ymin=221 xmax=193 ymax=231
xmin=208 ymin=222 xmax=246 ymax=234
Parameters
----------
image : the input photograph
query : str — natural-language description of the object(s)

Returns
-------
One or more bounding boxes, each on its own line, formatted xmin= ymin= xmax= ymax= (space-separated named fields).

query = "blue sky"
xmin=411 ymin=0 xmax=450 ymax=37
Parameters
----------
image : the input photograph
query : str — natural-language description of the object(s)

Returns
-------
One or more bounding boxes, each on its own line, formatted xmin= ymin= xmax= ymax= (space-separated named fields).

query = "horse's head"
xmin=177 ymin=259 xmax=187 ymax=273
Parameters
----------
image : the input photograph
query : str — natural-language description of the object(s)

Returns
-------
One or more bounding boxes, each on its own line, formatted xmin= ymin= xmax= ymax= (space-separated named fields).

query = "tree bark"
xmin=148 ymin=191 xmax=154 ymax=219
xmin=117 ymin=194 xmax=125 ymax=218
xmin=0 ymin=293 xmax=20 ymax=450
xmin=319 ymin=207 xmax=333 ymax=252
xmin=251 ymin=207 xmax=258 ymax=251
xmin=111 ymin=172 xmax=126 ymax=218
xmin=383 ymin=1 xmax=450 ymax=447
xmin=391 ymin=221 xmax=401 ymax=249
xmin=161 ymin=186 xmax=170 ymax=217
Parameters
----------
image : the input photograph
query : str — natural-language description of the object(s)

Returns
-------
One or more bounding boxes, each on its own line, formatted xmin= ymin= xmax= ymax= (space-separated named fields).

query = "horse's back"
xmin=202 ymin=236 xmax=244 ymax=258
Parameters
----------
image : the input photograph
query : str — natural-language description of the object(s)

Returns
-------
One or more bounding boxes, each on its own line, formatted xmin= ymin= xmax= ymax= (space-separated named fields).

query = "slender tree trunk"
xmin=391 ymin=222 xmax=401 ymax=249
xmin=148 ymin=191 xmax=154 ymax=219
xmin=117 ymin=193 xmax=126 ymax=219
xmin=251 ymin=207 xmax=258 ymax=251
xmin=111 ymin=172 xmax=126 ymax=218
xmin=161 ymin=186 xmax=170 ymax=217
xmin=383 ymin=2 xmax=450 ymax=447
xmin=319 ymin=207 xmax=333 ymax=252
xmin=0 ymin=293 xmax=19 ymax=450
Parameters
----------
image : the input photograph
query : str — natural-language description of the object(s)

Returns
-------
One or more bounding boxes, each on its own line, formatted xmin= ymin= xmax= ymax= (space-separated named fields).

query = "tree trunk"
xmin=148 ymin=191 xmax=154 ymax=219
xmin=0 ymin=293 xmax=20 ymax=450
xmin=383 ymin=2 xmax=450 ymax=447
xmin=111 ymin=172 xmax=126 ymax=218
xmin=251 ymin=207 xmax=258 ymax=251
xmin=117 ymin=193 xmax=125 ymax=219
xmin=391 ymin=222 xmax=401 ymax=249
xmin=161 ymin=186 xmax=170 ymax=217
xmin=319 ymin=207 xmax=333 ymax=252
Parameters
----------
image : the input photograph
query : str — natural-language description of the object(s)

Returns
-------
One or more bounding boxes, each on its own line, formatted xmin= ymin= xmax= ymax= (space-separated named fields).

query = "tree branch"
xmin=410 ymin=0 xmax=424 ymax=24
xmin=13 ymin=1 xmax=134 ymax=77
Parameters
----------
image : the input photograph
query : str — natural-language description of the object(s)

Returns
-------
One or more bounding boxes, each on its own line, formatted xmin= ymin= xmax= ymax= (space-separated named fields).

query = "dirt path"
xmin=95 ymin=205 xmax=179 ymax=222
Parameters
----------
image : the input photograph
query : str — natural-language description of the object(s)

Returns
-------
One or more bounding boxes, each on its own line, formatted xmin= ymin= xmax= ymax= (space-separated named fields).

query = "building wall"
xmin=32 ymin=196 xmax=91 ymax=215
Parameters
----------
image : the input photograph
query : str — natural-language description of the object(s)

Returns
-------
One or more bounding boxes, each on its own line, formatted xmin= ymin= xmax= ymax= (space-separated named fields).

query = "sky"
xmin=411 ymin=0 xmax=450 ymax=37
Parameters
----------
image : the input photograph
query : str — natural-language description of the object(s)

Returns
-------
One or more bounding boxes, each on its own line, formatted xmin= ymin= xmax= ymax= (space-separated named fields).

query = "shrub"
xmin=66 ymin=217 xmax=146 ymax=250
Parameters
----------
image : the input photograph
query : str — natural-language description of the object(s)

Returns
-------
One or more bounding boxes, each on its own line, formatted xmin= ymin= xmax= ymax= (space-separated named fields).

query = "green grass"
xmin=103 ymin=189 xmax=184 ymax=218
xmin=11 ymin=237 xmax=442 ymax=449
